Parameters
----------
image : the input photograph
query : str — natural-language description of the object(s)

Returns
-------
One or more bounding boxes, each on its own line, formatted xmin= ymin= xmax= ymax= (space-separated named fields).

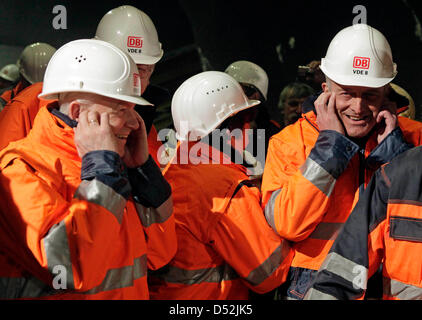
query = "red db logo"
xmin=127 ymin=36 xmax=143 ymax=48
xmin=353 ymin=56 xmax=370 ymax=69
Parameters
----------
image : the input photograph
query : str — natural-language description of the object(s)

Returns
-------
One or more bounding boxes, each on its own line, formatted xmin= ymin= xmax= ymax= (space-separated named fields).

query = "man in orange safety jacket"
xmin=148 ymin=71 xmax=293 ymax=300
xmin=0 ymin=42 xmax=56 ymax=110
xmin=261 ymin=24 xmax=422 ymax=300
xmin=0 ymin=39 xmax=176 ymax=299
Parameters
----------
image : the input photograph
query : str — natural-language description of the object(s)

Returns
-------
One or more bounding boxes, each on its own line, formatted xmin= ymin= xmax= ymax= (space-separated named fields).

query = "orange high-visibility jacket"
xmin=306 ymin=146 xmax=422 ymax=300
xmin=0 ymin=82 xmax=163 ymax=166
xmin=148 ymin=142 xmax=293 ymax=300
xmin=0 ymin=82 xmax=45 ymax=150
xmin=261 ymin=110 xmax=422 ymax=273
xmin=0 ymin=105 xmax=176 ymax=299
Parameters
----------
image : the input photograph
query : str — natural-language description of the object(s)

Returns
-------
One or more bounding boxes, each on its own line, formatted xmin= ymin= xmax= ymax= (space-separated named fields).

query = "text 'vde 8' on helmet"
xmin=38 ymin=39 xmax=152 ymax=106
xmin=172 ymin=71 xmax=261 ymax=141
xmin=224 ymin=60 xmax=269 ymax=101
xmin=95 ymin=5 xmax=163 ymax=65
xmin=17 ymin=42 xmax=56 ymax=84
xmin=320 ymin=23 xmax=397 ymax=88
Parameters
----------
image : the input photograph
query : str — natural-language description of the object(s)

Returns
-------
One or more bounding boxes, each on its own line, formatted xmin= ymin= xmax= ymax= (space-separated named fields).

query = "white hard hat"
xmin=172 ymin=71 xmax=261 ymax=141
xmin=0 ymin=64 xmax=20 ymax=82
xmin=95 ymin=5 xmax=163 ymax=65
xmin=320 ymin=24 xmax=397 ymax=88
xmin=38 ymin=39 xmax=152 ymax=106
xmin=17 ymin=42 xmax=56 ymax=84
xmin=225 ymin=60 xmax=269 ymax=100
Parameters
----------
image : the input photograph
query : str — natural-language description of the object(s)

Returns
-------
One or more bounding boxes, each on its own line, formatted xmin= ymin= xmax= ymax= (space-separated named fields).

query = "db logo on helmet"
xmin=353 ymin=56 xmax=370 ymax=69
xmin=127 ymin=36 xmax=143 ymax=48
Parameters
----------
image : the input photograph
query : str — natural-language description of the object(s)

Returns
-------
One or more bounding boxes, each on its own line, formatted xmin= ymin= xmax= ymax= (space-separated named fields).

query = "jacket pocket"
xmin=390 ymin=216 xmax=422 ymax=242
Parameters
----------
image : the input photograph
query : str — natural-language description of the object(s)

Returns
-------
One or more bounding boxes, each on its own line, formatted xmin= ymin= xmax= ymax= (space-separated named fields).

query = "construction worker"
xmin=261 ymin=23 xmax=422 ymax=300
xmin=0 ymin=43 xmax=56 ymax=109
xmin=0 ymin=39 xmax=176 ymax=299
xmin=278 ymin=82 xmax=315 ymax=127
xmin=224 ymin=60 xmax=269 ymax=184
xmin=0 ymin=64 xmax=20 ymax=91
xmin=148 ymin=71 xmax=293 ymax=300
xmin=305 ymin=145 xmax=422 ymax=300
xmin=95 ymin=5 xmax=170 ymax=166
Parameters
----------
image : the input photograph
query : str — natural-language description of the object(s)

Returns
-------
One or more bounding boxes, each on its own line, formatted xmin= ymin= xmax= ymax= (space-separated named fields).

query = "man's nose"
xmin=125 ymin=109 xmax=140 ymax=130
xmin=351 ymin=97 xmax=367 ymax=114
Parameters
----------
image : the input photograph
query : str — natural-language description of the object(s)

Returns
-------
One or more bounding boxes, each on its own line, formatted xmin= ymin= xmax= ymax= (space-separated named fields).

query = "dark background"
xmin=0 ymin=0 xmax=421 ymax=125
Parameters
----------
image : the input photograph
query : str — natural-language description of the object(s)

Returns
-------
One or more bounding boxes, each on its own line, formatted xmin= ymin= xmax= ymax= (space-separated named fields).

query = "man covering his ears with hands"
xmin=261 ymin=24 xmax=422 ymax=300
xmin=0 ymin=39 xmax=176 ymax=299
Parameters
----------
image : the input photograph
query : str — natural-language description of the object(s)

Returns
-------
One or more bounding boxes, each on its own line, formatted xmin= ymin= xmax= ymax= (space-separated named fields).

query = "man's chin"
xmin=345 ymin=126 xmax=373 ymax=139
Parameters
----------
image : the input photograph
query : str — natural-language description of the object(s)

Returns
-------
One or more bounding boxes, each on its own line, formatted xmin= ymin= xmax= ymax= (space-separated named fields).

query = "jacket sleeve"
xmin=0 ymin=99 xmax=35 ymax=150
xmin=261 ymin=130 xmax=359 ymax=241
xmin=366 ymin=126 xmax=413 ymax=170
xmin=209 ymin=182 xmax=294 ymax=294
xmin=0 ymin=150 xmax=135 ymax=292
xmin=304 ymin=167 xmax=389 ymax=300
xmin=127 ymin=155 xmax=177 ymax=270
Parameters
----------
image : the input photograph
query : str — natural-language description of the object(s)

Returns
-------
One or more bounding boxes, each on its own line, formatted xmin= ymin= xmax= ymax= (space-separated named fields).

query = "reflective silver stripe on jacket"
xmin=43 ymin=220 xmax=75 ymax=290
xmin=308 ymin=222 xmax=343 ymax=240
xmin=300 ymin=157 xmax=336 ymax=197
xmin=247 ymin=241 xmax=291 ymax=286
xmin=154 ymin=263 xmax=240 ymax=285
xmin=135 ymin=197 xmax=173 ymax=227
xmin=74 ymin=179 xmax=126 ymax=224
xmin=0 ymin=255 xmax=147 ymax=298
xmin=383 ymin=277 xmax=422 ymax=300
xmin=304 ymin=287 xmax=338 ymax=300
xmin=82 ymin=254 xmax=147 ymax=295
xmin=319 ymin=252 xmax=368 ymax=290
xmin=264 ymin=189 xmax=281 ymax=232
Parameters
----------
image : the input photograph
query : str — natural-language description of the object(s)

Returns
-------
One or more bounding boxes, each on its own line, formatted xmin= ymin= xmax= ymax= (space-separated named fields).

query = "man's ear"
xmin=68 ymin=102 xmax=81 ymax=120
xmin=321 ymin=82 xmax=329 ymax=93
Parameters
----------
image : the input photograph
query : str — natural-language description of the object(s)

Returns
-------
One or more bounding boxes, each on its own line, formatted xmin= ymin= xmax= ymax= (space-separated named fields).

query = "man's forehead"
xmin=334 ymin=81 xmax=385 ymax=93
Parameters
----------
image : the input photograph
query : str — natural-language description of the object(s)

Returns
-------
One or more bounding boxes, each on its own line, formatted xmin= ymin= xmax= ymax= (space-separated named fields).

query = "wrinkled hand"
xmin=122 ymin=111 xmax=149 ymax=168
xmin=314 ymin=92 xmax=345 ymax=135
xmin=74 ymin=110 xmax=121 ymax=158
xmin=376 ymin=98 xmax=398 ymax=144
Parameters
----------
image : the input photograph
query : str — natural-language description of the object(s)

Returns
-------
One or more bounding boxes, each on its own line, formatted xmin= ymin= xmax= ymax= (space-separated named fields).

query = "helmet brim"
xmin=175 ymin=99 xmax=261 ymax=141
xmin=38 ymin=89 xmax=154 ymax=106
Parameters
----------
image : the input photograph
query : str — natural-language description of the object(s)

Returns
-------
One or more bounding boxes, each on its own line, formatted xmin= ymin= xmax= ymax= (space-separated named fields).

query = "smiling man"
xmin=0 ymin=39 xmax=176 ymax=299
xmin=261 ymin=24 xmax=422 ymax=300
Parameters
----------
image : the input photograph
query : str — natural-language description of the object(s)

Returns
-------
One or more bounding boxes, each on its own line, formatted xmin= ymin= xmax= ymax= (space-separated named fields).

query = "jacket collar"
xmin=27 ymin=102 xmax=80 ymax=161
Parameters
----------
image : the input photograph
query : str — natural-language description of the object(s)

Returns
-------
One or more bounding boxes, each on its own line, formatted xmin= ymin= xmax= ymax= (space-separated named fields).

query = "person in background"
xmin=95 ymin=5 xmax=171 ymax=166
xmin=278 ymin=82 xmax=315 ymax=127
xmin=0 ymin=43 xmax=56 ymax=109
xmin=261 ymin=23 xmax=422 ymax=300
xmin=0 ymin=64 xmax=20 ymax=92
xmin=0 ymin=39 xmax=176 ymax=299
xmin=224 ymin=60 xmax=273 ymax=183
xmin=148 ymin=71 xmax=293 ymax=300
